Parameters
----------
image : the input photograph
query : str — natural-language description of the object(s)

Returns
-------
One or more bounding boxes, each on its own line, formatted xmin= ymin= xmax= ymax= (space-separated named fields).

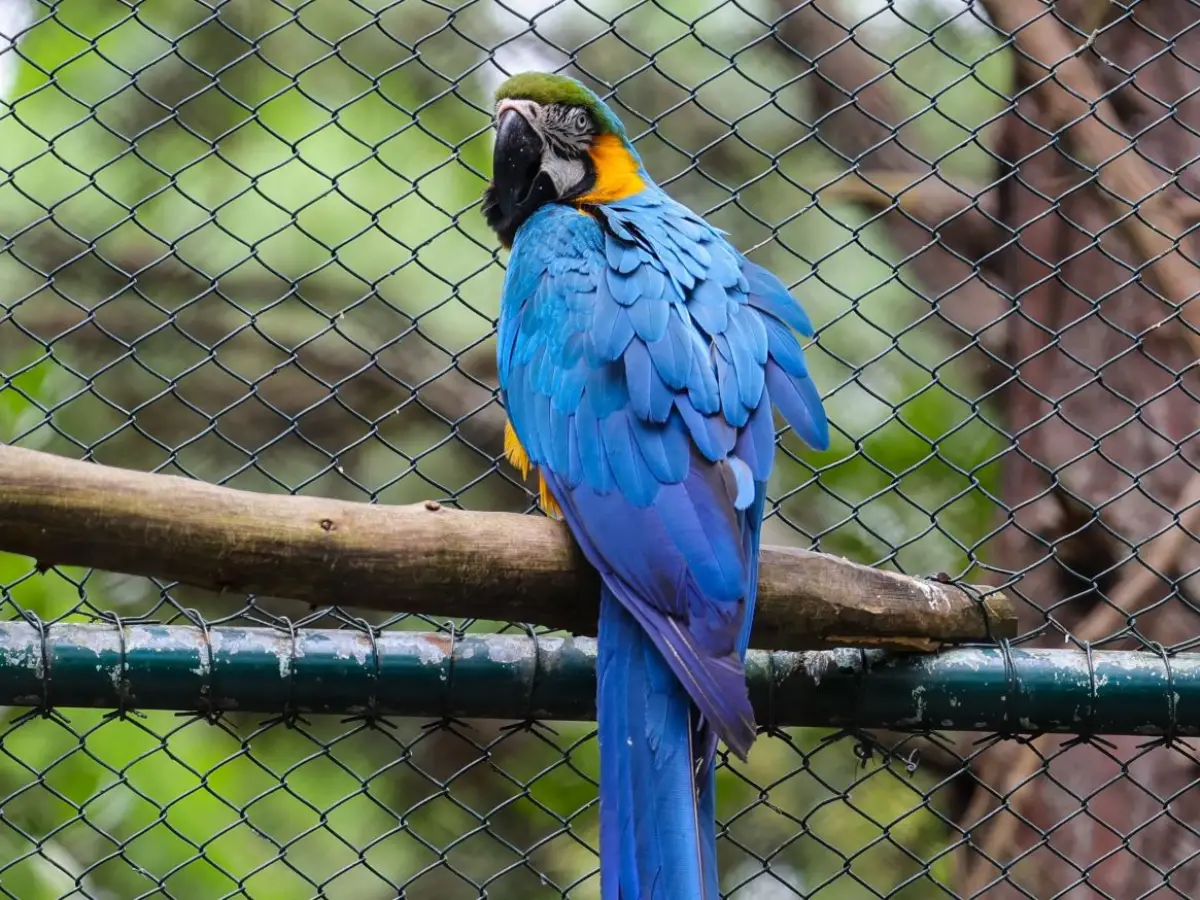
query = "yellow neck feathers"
xmin=574 ymin=134 xmax=646 ymax=205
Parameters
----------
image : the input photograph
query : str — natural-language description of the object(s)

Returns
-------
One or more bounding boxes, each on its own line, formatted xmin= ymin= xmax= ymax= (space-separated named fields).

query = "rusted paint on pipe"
xmin=0 ymin=623 xmax=1192 ymax=735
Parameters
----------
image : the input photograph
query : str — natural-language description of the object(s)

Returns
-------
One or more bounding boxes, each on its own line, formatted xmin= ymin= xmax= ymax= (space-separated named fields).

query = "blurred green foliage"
xmin=0 ymin=0 xmax=1011 ymax=896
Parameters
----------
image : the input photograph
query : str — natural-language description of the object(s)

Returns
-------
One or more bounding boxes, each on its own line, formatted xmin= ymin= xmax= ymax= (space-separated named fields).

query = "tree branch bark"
xmin=2 ymin=299 xmax=506 ymax=456
xmin=772 ymin=0 xmax=1013 ymax=369
xmin=959 ymin=3 xmax=1200 ymax=895
xmin=0 ymin=444 xmax=1015 ymax=651
xmin=982 ymin=0 xmax=1200 ymax=331
xmin=814 ymin=171 xmax=1006 ymax=268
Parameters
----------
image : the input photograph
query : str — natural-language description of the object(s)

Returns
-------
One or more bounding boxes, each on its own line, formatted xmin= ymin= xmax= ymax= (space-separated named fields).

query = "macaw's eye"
xmin=575 ymin=111 xmax=590 ymax=132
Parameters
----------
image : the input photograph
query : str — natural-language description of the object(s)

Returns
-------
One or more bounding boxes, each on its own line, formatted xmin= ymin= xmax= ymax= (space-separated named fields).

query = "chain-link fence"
xmin=2 ymin=0 xmax=1200 ymax=897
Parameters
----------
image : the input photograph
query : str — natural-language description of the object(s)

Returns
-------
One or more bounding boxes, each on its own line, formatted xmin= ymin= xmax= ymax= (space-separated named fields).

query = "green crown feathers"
xmin=494 ymin=72 xmax=627 ymax=137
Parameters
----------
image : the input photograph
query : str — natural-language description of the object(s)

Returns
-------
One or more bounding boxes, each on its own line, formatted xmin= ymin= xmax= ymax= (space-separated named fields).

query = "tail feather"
xmin=696 ymin=480 xmax=767 ymax=897
xmin=599 ymin=586 xmax=713 ymax=900
xmin=697 ymin=751 xmax=720 ymax=900
xmin=598 ymin=483 xmax=768 ymax=900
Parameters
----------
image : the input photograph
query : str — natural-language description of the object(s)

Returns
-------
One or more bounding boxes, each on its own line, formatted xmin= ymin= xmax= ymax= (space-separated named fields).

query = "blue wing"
xmin=498 ymin=196 xmax=828 ymax=756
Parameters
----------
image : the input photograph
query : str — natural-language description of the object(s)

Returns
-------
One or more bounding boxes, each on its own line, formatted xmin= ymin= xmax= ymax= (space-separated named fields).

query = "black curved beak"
xmin=483 ymin=109 xmax=558 ymax=246
xmin=493 ymin=109 xmax=544 ymax=212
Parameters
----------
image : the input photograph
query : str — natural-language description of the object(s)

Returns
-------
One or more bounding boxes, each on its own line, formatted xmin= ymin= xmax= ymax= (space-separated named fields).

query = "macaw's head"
xmin=482 ymin=72 xmax=647 ymax=247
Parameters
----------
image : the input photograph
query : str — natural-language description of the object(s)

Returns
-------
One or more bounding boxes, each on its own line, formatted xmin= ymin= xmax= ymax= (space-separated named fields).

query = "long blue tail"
xmin=598 ymin=482 xmax=767 ymax=900
xmin=598 ymin=586 xmax=713 ymax=900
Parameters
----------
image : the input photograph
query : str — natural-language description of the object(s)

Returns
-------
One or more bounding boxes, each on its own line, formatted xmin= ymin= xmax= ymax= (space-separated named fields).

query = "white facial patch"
xmin=541 ymin=154 xmax=587 ymax=195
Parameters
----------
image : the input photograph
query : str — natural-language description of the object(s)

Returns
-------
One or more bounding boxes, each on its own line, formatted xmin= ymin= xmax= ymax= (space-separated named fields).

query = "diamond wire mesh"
xmin=1 ymin=0 xmax=1199 ymax=896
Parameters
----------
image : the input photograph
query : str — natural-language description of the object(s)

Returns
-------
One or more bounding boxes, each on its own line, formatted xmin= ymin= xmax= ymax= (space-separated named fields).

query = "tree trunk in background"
xmin=779 ymin=0 xmax=1200 ymax=895
xmin=964 ymin=1 xmax=1200 ymax=895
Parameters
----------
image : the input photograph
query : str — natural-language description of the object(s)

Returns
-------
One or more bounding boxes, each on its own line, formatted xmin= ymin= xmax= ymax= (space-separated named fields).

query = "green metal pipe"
xmin=0 ymin=622 xmax=1192 ymax=735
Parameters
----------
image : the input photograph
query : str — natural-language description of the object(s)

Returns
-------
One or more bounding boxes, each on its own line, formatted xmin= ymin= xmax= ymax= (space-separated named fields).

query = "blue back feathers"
xmin=499 ymin=185 xmax=829 ymax=758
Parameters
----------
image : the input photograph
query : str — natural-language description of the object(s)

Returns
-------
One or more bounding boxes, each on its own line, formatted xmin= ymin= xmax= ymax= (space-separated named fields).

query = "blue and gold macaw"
xmin=483 ymin=72 xmax=828 ymax=899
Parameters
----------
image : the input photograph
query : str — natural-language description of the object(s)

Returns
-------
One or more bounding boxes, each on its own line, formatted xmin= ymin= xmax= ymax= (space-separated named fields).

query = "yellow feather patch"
xmin=538 ymin=473 xmax=563 ymax=520
xmin=504 ymin=420 xmax=563 ymax=519
xmin=504 ymin=420 xmax=530 ymax=479
xmin=574 ymin=134 xmax=646 ymax=205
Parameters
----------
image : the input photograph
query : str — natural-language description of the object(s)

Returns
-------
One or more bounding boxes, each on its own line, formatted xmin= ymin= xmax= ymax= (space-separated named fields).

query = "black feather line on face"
xmin=542 ymin=104 xmax=595 ymax=157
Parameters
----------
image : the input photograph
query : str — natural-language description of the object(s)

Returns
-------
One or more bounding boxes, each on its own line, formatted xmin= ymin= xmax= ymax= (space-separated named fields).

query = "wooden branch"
xmin=961 ymin=5 xmax=1200 ymax=893
xmin=772 ymin=0 xmax=1012 ymax=368
xmin=960 ymin=468 xmax=1200 ymax=895
xmin=2 ymin=302 xmax=506 ymax=454
xmin=0 ymin=444 xmax=1016 ymax=651
xmin=1075 ymin=471 xmax=1200 ymax=644
xmin=981 ymin=0 xmax=1200 ymax=334
xmin=1077 ymin=0 xmax=1118 ymax=37
xmin=774 ymin=0 xmax=921 ymax=172
xmin=815 ymin=171 xmax=1005 ymax=265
